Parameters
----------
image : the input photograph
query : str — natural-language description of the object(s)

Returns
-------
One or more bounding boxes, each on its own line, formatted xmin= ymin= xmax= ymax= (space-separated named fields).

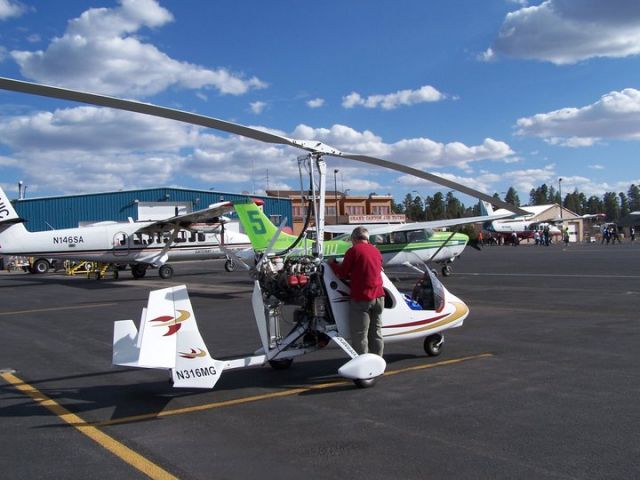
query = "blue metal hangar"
xmin=11 ymin=187 xmax=292 ymax=232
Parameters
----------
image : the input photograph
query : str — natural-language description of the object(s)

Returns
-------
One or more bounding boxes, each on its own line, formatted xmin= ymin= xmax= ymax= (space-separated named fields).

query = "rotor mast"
xmin=300 ymin=153 xmax=327 ymax=260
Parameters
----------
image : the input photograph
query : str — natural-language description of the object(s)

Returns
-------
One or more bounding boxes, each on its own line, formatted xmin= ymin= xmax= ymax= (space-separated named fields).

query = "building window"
xmin=371 ymin=205 xmax=390 ymax=215
xmin=346 ymin=205 xmax=365 ymax=215
xmin=293 ymin=206 xmax=307 ymax=217
xmin=325 ymin=206 xmax=336 ymax=217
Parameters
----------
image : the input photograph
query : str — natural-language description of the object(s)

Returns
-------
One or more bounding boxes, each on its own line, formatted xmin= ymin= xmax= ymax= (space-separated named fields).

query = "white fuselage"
xmin=0 ymin=221 xmax=251 ymax=265
xmin=488 ymin=220 xmax=561 ymax=235
xmin=322 ymin=266 xmax=468 ymax=344
xmin=378 ymin=245 xmax=465 ymax=266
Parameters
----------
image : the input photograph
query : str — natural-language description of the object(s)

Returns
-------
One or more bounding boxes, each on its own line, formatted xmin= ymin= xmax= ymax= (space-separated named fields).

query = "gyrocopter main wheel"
xmin=268 ymin=358 xmax=293 ymax=370
xmin=353 ymin=378 xmax=377 ymax=388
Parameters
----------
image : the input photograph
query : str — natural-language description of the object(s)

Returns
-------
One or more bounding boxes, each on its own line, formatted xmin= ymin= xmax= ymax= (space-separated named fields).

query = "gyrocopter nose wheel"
xmin=424 ymin=333 xmax=444 ymax=356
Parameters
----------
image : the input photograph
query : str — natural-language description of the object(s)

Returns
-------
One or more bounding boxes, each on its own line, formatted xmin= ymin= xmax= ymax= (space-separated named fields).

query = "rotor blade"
xmin=0 ymin=77 xmax=299 ymax=148
xmin=0 ymin=76 xmax=527 ymax=214
xmin=339 ymin=153 xmax=528 ymax=215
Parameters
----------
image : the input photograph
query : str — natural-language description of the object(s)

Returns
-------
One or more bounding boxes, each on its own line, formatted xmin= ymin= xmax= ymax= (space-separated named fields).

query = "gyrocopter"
xmin=0 ymin=77 xmax=525 ymax=388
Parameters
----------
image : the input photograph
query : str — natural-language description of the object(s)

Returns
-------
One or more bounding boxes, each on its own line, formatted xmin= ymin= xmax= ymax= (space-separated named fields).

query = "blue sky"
xmin=0 ymin=0 xmax=639 ymax=206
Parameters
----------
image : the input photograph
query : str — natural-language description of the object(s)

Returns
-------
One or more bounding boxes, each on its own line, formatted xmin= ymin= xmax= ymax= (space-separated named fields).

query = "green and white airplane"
xmin=233 ymin=201 xmax=508 ymax=275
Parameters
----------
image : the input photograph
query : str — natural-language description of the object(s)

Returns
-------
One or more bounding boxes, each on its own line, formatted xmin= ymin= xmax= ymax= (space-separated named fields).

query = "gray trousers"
xmin=348 ymin=297 xmax=384 ymax=357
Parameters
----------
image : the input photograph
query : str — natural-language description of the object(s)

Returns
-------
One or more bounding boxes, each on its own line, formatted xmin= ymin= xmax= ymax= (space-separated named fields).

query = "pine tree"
xmin=619 ymin=192 xmax=630 ymax=218
xmin=628 ymin=184 xmax=640 ymax=212
xmin=504 ymin=187 xmax=520 ymax=206
xmin=603 ymin=192 xmax=620 ymax=221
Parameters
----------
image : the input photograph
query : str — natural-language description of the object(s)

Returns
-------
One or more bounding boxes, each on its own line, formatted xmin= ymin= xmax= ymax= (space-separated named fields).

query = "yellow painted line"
xmin=93 ymin=352 xmax=494 ymax=427
xmin=0 ymin=303 xmax=117 ymax=316
xmin=1 ymin=371 xmax=178 ymax=480
xmin=383 ymin=352 xmax=494 ymax=377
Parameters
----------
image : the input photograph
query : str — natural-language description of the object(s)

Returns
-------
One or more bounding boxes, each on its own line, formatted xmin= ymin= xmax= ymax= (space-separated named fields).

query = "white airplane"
xmin=237 ymin=202 xmax=510 ymax=276
xmin=480 ymin=201 xmax=561 ymax=241
xmin=0 ymin=76 xmax=526 ymax=388
xmin=0 ymin=186 xmax=251 ymax=278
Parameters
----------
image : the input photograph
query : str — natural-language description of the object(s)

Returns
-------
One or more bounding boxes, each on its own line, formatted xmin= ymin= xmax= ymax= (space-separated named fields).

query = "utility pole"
xmin=333 ymin=169 xmax=339 ymax=224
xmin=558 ymin=177 xmax=563 ymax=220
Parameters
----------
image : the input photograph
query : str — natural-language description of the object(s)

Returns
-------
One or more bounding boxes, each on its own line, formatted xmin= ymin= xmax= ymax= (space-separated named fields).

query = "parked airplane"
xmin=480 ymin=201 xmax=561 ymax=241
xmin=0 ymin=76 xmax=526 ymax=388
xmin=0 ymin=187 xmax=251 ymax=278
xmin=233 ymin=201 xmax=509 ymax=276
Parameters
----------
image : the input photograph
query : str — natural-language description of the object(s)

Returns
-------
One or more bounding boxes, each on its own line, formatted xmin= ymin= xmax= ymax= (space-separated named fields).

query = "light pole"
xmin=558 ymin=177 xmax=563 ymax=220
xmin=334 ymin=169 xmax=339 ymax=224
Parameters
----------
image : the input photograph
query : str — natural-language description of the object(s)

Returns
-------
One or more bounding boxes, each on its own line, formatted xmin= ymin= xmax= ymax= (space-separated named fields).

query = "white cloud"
xmin=589 ymin=164 xmax=605 ymax=170
xmin=484 ymin=0 xmax=640 ymax=64
xmin=250 ymin=101 xmax=267 ymax=114
xmin=0 ymin=106 xmax=197 ymax=193
xmin=516 ymin=88 xmax=640 ymax=145
xmin=552 ymin=176 xmax=640 ymax=197
xmin=10 ymin=0 xmax=267 ymax=97
xmin=307 ymin=98 xmax=325 ymax=108
xmin=503 ymin=165 xmax=557 ymax=195
xmin=342 ymin=85 xmax=446 ymax=110
xmin=396 ymin=172 xmax=496 ymax=196
xmin=396 ymin=164 xmax=560 ymax=200
xmin=0 ymin=103 xmax=515 ymax=195
xmin=0 ymin=0 xmax=25 ymax=20
xmin=292 ymin=124 xmax=514 ymax=170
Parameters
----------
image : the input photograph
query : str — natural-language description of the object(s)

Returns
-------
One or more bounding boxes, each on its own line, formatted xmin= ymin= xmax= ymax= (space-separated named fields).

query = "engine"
xmin=255 ymin=255 xmax=323 ymax=305
xmin=254 ymin=255 xmax=334 ymax=349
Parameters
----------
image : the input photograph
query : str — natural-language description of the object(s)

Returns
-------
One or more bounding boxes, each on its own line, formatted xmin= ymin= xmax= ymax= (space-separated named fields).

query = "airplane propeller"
xmin=0 ymin=76 xmax=528 ymax=215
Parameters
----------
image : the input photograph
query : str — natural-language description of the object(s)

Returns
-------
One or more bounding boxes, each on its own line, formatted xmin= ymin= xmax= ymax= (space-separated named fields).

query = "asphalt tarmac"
xmin=1 ymin=242 xmax=639 ymax=479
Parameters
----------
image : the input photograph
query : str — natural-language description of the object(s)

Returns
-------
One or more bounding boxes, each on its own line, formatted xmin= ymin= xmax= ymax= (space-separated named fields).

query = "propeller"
xmin=0 ymin=76 xmax=527 ymax=215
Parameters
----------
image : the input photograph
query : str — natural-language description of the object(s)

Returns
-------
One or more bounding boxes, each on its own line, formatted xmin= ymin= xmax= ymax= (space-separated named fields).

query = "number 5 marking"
xmin=247 ymin=210 xmax=266 ymax=234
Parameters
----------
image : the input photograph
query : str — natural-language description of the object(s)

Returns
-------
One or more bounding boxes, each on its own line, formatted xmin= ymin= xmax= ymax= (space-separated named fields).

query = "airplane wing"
xmin=136 ymin=201 xmax=235 ymax=233
xmin=324 ymin=212 xmax=513 ymax=235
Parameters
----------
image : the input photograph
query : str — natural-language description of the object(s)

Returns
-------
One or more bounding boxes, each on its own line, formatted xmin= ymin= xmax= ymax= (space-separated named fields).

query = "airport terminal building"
xmin=11 ymin=187 xmax=292 ymax=232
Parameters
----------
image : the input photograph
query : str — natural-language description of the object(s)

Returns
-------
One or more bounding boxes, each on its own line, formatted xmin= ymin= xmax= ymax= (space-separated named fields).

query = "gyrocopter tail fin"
xmin=112 ymin=285 xmax=224 ymax=389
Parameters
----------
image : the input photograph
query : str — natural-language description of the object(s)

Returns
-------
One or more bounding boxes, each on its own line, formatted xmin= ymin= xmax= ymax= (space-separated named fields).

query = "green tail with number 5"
xmin=233 ymin=201 xmax=300 ymax=252
xmin=234 ymin=201 xmax=351 ymax=256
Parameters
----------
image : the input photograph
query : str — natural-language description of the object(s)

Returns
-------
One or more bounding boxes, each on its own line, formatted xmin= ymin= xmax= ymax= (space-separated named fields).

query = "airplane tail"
xmin=0 ymin=187 xmax=29 ymax=253
xmin=0 ymin=187 xmax=21 ymax=224
xmin=233 ymin=200 xmax=298 ymax=252
xmin=113 ymin=285 xmax=225 ymax=389
xmin=479 ymin=200 xmax=494 ymax=216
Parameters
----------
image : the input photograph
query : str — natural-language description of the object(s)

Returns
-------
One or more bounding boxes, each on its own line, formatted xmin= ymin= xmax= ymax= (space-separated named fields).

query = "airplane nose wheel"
xmin=441 ymin=265 xmax=452 ymax=276
xmin=224 ymin=258 xmax=235 ymax=272
xmin=424 ymin=334 xmax=444 ymax=356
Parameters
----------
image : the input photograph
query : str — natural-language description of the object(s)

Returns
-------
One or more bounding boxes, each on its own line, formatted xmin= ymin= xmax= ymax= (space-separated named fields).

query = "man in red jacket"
xmin=329 ymin=226 xmax=385 ymax=357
